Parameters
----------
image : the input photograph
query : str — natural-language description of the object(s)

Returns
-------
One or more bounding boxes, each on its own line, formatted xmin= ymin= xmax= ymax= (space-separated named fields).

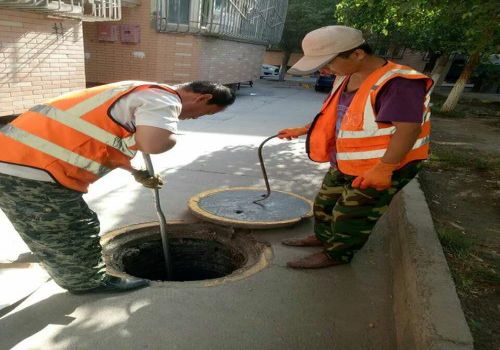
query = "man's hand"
xmin=131 ymin=169 xmax=164 ymax=189
xmin=352 ymin=121 xmax=422 ymax=190
xmin=352 ymin=161 xmax=399 ymax=191
xmin=277 ymin=126 xmax=309 ymax=140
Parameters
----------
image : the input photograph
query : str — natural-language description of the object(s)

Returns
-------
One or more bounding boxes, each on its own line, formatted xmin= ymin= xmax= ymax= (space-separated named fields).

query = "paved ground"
xmin=0 ymin=81 xmax=396 ymax=349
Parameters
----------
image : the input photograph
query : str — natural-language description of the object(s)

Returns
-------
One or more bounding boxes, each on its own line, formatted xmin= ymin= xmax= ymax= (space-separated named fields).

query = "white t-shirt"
xmin=0 ymin=87 xmax=182 ymax=182
xmin=110 ymin=87 xmax=181 ymax=133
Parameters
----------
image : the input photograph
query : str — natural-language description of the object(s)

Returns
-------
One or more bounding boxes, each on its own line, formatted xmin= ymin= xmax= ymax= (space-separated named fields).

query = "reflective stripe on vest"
xmin=336 ymin=135 xmax=430 ymax=160
xmin=29 ymin=104 xmax=136 ymax=157
xmin=1 ymin=124 xmax=111 ymax=176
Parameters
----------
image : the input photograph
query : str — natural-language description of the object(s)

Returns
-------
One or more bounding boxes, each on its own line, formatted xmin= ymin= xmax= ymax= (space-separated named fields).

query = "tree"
xmin=439 ymin=2 xmax=499 ymax=111
xmin=335 ymin=0 xmax=499 ymax=111
xmin=277 ymin=0 xmax=336 ymax=80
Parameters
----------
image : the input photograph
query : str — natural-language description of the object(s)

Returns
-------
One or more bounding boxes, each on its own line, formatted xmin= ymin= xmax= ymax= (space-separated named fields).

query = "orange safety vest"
xmin=0 ymin=81 xmax=179 ymax=192
xmin=306 ymin=61 xmax=433 ymax=176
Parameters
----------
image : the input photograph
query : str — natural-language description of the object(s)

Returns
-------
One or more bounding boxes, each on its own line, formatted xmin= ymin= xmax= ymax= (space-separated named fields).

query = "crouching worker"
xmin=278 ymin=26 xmax=432 ymax=268
xmin=0 ymin=81 xmax=235 ymax=293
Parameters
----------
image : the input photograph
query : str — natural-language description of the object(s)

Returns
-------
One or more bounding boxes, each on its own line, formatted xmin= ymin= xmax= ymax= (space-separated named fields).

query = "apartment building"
xmin=84 ymin=0 xmax=287 ymax=85
xmin=0 ymin=0 xmax=287 ymax=117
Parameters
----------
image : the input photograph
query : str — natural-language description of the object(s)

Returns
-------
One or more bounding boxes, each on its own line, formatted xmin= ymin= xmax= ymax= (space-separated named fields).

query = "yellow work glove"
xmin=277 ymin=127 xmax=309 ymax=140
xmin=351 ymin=160 xmax=399 ymax=191
xmin=131 ymin=169 xmax=164 ymax=189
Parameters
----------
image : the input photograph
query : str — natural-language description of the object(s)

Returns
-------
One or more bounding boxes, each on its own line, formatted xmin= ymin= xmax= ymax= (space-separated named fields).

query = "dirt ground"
xmin=419 ymin=95 xmax=500 ymax=350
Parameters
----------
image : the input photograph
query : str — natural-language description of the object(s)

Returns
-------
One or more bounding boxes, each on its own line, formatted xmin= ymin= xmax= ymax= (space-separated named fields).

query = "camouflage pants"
xmin=0 ymin=173 xmax=106 ymax=292
xmin=314 ymin=161 xmax=421 ymax=263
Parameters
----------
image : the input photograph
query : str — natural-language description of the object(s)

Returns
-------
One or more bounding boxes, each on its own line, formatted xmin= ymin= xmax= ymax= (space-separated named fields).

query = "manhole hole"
xmin=101 ymin=221 xmax=271 ymax=285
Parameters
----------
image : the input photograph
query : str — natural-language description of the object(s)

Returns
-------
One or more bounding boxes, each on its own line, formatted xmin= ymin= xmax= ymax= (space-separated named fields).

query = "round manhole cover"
xmin=101 ymin=222 xmax=271 ymax=285
xmin=188 ymin=187 xmax=313 ymax=229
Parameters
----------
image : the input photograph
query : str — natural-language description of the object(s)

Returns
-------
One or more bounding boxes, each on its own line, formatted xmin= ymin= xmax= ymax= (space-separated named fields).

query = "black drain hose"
xmin=253 ymin=134 xmax=279 ymax=204
xmin=142 ymin=153 xmax=173 ymax=279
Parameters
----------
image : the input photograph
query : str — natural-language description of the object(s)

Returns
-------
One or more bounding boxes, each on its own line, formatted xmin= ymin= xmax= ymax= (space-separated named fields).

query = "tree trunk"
xmin=430 ymin=54 xmax=450 ymax=87
xmin=278 ymin=50 xmax=291 ymax=81
xmin=441 ymin=51 xmax=480 ymax=112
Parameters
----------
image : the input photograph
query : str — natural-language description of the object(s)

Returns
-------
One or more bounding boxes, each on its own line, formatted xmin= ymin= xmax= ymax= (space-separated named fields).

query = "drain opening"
xmin=102 ymin=222 xmax=271 ymax=285
xmin=121 ymin=238 xmax=246 ymax=282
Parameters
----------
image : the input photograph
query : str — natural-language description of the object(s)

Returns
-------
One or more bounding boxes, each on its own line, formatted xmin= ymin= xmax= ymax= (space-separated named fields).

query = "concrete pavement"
xmin=0 ymin=81 xmax=425 ymax=349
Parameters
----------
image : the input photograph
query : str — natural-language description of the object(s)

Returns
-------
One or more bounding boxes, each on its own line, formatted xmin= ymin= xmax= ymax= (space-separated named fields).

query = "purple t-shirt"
xmin=329 ymin=77 xmax=427 ymax=165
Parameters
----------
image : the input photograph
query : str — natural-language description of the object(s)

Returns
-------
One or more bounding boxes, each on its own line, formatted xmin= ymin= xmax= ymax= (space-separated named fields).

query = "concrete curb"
xmin=386 ymin=179 xmax=474 ymax=349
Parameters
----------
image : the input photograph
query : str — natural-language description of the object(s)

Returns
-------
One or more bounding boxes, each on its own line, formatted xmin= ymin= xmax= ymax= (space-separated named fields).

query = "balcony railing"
xmin=155 ymin=0 xmax=287 ymax=45
xmin=0 ymin=0 xmax=122 ymax=21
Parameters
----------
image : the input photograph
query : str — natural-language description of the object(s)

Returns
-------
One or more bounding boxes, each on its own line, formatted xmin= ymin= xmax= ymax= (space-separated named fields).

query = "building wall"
xmin=392 ymin=49 xmax=426 ymax=72
xmin=84 ymin=5 xmax=162 ymax=84
xmin=155 ymin=34 xmax=200 ymax=83
xmin=84 ymin=4 xmax=265 ymax=85
xmin=0 ymin=10 xmax=85 ymax=116
xmin=263 ymin=51 xmax=302 ymax=67
xmin=198 ymin=38 xmax=264 ymax=83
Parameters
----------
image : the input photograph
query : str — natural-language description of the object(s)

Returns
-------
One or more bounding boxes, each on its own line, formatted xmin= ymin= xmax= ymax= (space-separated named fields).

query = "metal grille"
xmin=0 ymin=0 xmax=122 ymax=21
xmin=155 ymin=0 xmax=287 ymax=45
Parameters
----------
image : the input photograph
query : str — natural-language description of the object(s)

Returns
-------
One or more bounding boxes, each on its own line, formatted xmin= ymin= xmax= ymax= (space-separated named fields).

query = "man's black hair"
xmin=181 ymin=81 xmax=236 ymax=106
xmin=337 ymin=43 xmax=373 ymax=58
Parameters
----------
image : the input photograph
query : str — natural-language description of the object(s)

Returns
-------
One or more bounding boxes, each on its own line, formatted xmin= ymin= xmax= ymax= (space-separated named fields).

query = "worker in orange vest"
xmin=278 ymin=26 xmax=432 ymax=268
xmin=0 ymin=81 xmax=235 ymax=293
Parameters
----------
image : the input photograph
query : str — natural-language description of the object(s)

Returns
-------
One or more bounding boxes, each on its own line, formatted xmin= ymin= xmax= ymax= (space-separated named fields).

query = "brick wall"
xmin=84 ymin=5 xmax=161 ymax=84
xmin=155 ymin=35 xmax=195 ymax=83
xmin=83 ymin=5 xmax=265 ymax=85
xmin=392 ymin=49 xmax=426 ymax=72
xmin=0 ymin=10 xmax=85 ymax=116
xmin=263 ymin=51 xmax=302 ymax=67
xmin=198 ymin=38 xmax=264 ymax=83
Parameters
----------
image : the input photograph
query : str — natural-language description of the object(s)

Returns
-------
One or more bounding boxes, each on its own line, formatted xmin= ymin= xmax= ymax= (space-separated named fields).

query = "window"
xmin=167 ymin=0 xmax=190 ymax=24
xmin=155 ymin=0 xmax=287 ymax=45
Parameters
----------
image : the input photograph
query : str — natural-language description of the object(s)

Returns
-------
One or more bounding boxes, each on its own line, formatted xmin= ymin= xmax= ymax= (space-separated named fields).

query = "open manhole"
xmin=101 ymin=221 xmax=271 ymax=285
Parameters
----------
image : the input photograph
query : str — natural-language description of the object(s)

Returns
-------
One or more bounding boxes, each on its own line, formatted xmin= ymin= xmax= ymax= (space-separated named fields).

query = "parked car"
xmin=315 ymin=74 xmax=335 ymax=92
xmin=260 ymin=64 xmax=280 ymax=78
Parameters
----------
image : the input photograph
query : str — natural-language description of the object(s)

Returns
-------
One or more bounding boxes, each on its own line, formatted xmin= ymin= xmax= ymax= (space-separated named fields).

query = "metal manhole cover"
xmin=189 ymin=187 xmax=313 ymax=228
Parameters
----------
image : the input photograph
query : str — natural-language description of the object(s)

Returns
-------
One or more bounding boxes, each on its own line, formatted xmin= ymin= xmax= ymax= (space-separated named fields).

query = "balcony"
xmin=0 ymin=0 xmax=123 ymax=21
xmin=155 ymin=0 xmax=288 ymax=45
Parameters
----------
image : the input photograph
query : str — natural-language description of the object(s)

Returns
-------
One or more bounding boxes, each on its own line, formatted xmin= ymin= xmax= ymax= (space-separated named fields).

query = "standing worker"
xmin=0 ymin=81 xmax=235 ymax=293
xmin=278 ymin=26 xmax=432 ymax=268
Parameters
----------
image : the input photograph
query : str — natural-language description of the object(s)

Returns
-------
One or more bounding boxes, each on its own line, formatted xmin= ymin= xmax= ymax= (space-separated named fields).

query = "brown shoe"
xmin=282 ymin=235 xmax=323 ymax=247
xmin=286 ymin=251 xmax=346 ymax=269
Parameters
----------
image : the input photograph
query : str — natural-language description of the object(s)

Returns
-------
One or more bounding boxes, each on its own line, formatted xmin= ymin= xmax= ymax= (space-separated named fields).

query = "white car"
xmin=260 ymin=64 xmax=280 ymax=78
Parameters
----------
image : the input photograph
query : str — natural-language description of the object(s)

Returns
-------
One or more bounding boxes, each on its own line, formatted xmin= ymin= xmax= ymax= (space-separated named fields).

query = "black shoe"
xmin=14 ymin=252 xmax=39 ymax=263
xmin=69 ymin=276 xmax=150 ymax=295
